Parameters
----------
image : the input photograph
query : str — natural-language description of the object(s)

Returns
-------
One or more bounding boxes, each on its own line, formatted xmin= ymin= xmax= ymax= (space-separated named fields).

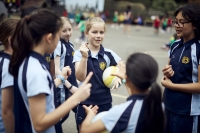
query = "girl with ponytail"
xmin=81 ymin=53 xmax=165 ymax=133
xmin=9 ymin=9 xmax=94 ymax=133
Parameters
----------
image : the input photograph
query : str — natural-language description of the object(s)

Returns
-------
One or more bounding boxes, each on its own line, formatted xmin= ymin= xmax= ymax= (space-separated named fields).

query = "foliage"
xmin=152 ymin=0 xmax=177 ymax=13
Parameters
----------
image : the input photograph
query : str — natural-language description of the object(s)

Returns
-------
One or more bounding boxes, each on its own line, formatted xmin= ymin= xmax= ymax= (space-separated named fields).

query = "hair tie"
xmin=150 ymin=79 xmax=156 ymax=84
xmin=25 ymin=15 xmax=30 ymax=22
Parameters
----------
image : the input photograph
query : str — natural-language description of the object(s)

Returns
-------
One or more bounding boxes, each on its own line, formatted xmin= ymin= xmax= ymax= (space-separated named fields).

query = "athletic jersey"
xmin=101 ymin=94 xmax=162 ymax=133
xmin=73 ymin=45 xmax=121 ymax=105
xmin=79 ymin=21 xmax=86 ymax=32
xmin=0 ymin=51 xmax=13 ymax=133
xmin=17 ymin=51 xmax=56 ymax=133
xmin=60 ymin=39 xmax=78 ymax=88
xmin=54 ymin=40 xmax=66 ymax=88
xmin=113 ymin=15 xmax=118 ymax=23
xmin=163 ymin=38 xmax=200 ymax=115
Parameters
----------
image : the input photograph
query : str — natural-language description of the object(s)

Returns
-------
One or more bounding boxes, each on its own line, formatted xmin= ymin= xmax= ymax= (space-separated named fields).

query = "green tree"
xmin=152 ymin=0 xmax=177 ymax=14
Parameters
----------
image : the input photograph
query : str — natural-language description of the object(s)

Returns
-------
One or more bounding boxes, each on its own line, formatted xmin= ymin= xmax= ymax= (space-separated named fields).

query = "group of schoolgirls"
xmin=0 ymin=3 xmax=200 ymax=133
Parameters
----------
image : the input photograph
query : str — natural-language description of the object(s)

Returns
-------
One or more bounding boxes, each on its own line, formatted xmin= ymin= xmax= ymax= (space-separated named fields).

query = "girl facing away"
xmin=81 ymin=53 xmax=165 ymax=133
xmin=0 ymin=18 xmax=19 ymax=133
xmin=9 ymin=9 xmax=93 ymax=133
xmin=73 ymin=17 xmax=122 ymax=129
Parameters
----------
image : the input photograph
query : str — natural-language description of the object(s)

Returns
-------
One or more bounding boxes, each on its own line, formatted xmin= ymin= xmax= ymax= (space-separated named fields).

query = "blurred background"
xmin=0 ymin=0 xmax=199 ymax=26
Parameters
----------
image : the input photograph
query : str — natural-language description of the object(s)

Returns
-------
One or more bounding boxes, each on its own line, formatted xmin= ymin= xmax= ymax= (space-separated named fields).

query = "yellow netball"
xmin=103 ymin=66 xmax=119 ymax=89
xmin=92 ymin=111 xmax=110 ymax=133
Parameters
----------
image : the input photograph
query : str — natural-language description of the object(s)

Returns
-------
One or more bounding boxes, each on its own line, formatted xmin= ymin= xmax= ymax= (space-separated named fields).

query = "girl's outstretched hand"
xmin=83 ymin=105 xmax=99 ymax=116
xmin=61 ymin=66 xmax=72 ymax=80
xmin=111 ymin=78 xmax=122 ymax=90
xmin=111 ymin=61 xmax=126 ymax=90
xmin=112 ymin=61 xmax=126 ymax=80
xmin=73 ymin=72 xmax=93 ymax=102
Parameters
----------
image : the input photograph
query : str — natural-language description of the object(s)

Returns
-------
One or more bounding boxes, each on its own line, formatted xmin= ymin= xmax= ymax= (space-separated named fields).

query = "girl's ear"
xmin=8 ymin=36 xmax=11 ymax=45
xmin=84 ymin=30 xmax=88 ymax=37
xmin=46 ymin=33 xmax=53 ymax=44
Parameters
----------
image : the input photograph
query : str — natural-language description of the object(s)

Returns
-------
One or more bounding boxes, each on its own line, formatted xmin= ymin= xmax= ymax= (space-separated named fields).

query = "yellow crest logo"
xmin=182 ymin=56 xmax=189 ymax=64
xmin=72 ymin=51 xmax=74 ymax=56
xmin=99 ymin=62 xmax=106 ymax=70
xmin=46 ymin=57 xmax=51 ymax=62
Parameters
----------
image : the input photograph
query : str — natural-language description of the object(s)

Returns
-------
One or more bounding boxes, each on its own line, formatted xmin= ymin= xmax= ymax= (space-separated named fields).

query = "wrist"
xmin=82 ymin=56 xmax=88 ymax=59
xmin=57 ymin=75 xmax=65 ymax=84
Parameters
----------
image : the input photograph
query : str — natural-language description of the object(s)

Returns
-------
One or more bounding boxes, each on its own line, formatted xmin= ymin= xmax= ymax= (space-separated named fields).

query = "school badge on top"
xmin=99 ymin=62 xmax=106 ymax=70
xmin=182 ymin=56 xmax=189 ymax=64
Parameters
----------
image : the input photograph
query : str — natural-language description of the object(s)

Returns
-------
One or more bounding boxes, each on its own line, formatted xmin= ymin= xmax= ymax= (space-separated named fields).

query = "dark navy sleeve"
xmin=101 ymin=101 xmax=133 ymax=133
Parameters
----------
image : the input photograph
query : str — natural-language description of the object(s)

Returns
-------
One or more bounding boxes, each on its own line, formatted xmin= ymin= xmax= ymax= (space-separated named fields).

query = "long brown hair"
xmin=9 ymin=9 xmax=63 ymax=78
xmin=0 ymin=18 xmax=19 ymax=49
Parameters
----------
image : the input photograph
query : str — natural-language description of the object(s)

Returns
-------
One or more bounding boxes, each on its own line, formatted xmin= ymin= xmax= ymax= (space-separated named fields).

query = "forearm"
xmin=50 ymin=61 xmax=56 ymax=79
xmin=64 ymin=80 xmax=78 ymax=93
xmin=55 ymin=68 xmax=62 ymax=76
xmin=2 ymin=112 xmax=14 ymax=133
xmin=81 ymin=113 xmax=95 ymax=133
xmin=54 ymin=78 xmax=62 ymax=88
xmin=34 ymin=97 xmax=79 ymax=132
xmin=76 ymin=58 xmax=87 ymax=81
xmin=170 ymin=82 xmax=200 ymax=93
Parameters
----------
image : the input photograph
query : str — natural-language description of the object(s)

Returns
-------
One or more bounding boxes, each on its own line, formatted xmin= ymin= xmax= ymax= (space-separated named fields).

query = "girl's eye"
xmin=100 ymin=31 xmax=104 ymax=34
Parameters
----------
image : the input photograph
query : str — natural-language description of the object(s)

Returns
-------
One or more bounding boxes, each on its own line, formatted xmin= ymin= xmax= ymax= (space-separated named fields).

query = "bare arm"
xmin=29 ymin=72 xmax=93 ymax=132
xmin=50 ymin=59 xmax=55 ymax=79
xmin=81 ymin=105 xmax=105 ymax=133
xmin=64 ymin=80 xmax=78 ymax=93
xmin=54 ymin=56 xmax=62 ymax=75
xmin=162 ymin=65 xmax=200 ymax=93
xmin=75 ymin=59 xmax=87 ymax=82
xmin=75 ymin=44 xmax=89 ymax=82
xmin=2 ymin=87 xmax=14 ymax=133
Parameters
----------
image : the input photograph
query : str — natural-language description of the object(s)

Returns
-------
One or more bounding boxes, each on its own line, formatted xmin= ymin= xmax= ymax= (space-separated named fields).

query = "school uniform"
xmin=54 ymin=41 xmax=66 ymax=105
xmin=59 ymin=39 xmax=78 ymax=124
xmin=101 ymin=94 xmax=161 ymax=133
xmin=163 ymin=38 xmax=200 ymax=133
xmin=0 ymin=51 xmax=13 ymax=133
xmin=44 ymin=53 xmax=54 ymax=71
xmin=73 ymin=45 xmax=121 ymax=124
xmin=16 ymin=51 xmax=59 ymax=133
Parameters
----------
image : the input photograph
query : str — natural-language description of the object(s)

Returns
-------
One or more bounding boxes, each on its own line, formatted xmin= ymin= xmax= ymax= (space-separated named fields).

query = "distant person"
xmin=153 ymin=16 xmax=160 ymax=35
xmin=161 ymin=33 xmax=179 ymax=50
xmin=118 ymin=12 xmax=124 ymax=28
xmin=111 ymin=11 xmax=119 ymax=29
xmin=135 ymin=15 xmax=143 ymax=31
xmin=124 ymin=6 xmax=132 ymax=36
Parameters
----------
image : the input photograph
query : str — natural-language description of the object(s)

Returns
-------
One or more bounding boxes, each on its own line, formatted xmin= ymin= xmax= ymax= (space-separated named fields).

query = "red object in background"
xmin=63 ymin=10 xmax=67 ymax=17
xmin=154 ymin=18 xmax=160 ymax=28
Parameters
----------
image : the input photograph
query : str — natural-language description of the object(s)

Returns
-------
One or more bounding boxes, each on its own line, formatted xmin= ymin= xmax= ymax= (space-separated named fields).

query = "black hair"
xmin=174 ymin=4 xmax=200 ymax=39
xmin=21 ymin=6 xmax=39 ymax=18
xmin=9 ymin=9 xmax=63 ymax=78
xmin=80 ymin=14 xmax=85 ymax=21
xmin=126 ymin=53 xmax=165 ymax=133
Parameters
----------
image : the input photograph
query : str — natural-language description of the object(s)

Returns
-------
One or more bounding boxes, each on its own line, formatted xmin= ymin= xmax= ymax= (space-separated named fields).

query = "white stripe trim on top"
xmin=190 ymin=43 xmax=200 ymax=115
xmin=127 ymin=100 xmax=143 ymax=133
